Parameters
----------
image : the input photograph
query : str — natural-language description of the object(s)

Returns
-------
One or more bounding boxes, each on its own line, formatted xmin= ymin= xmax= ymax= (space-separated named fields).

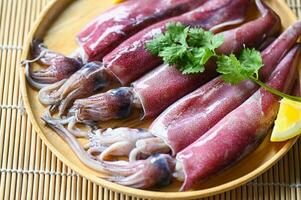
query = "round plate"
xmin=20 ymin=0 xmax=300 ymax=199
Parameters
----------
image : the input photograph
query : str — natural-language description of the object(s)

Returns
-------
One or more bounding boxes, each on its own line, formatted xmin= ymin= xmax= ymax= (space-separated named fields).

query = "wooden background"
xmin=0 ymin=0 xmax=301 ymax=199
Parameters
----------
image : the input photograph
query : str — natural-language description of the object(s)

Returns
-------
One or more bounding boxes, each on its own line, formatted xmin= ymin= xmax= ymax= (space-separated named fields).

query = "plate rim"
xmin=19 ymin=0 xmax=299 ymax=199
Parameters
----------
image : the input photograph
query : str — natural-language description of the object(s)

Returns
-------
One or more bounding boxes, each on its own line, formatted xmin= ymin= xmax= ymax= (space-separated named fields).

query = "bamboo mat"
xmin=0 ymin=0 xmax=301 ymax=199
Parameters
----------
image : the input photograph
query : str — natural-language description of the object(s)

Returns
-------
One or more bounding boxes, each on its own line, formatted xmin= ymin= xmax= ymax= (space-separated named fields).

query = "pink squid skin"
xmin=133 ymin=0 xmax=280 ymax=119
xmin=27 ymin=0 xmax=209 ymax=89
xmin=148 ymin=18 xmax=301 ymax=154
xmin=28 ymin=39 xmax=84 ymax=86
xmin=260 ymin=19 xmax=301 ymax=77
xmin=103 ymin=0 xmax=250 ymax=85
xmin=149 ymin=77 xmax=258 ymax=154
xmin=217 ymin=0 xmax=281 ymax=54
xmin=177 ymin=45 xmax=300 ymax=191
xmin=77 ymin=0 xmax=209 ymax=62
xmin=133 ymin=62 xmax=217 ymax=119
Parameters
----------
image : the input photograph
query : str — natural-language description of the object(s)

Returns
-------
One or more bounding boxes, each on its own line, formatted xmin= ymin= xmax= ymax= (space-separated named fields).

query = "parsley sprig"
xmin=217 ymin=49 xmax=301 ymax=102
xmin=146 ymin=23 xmax=224 ymax=74
xmin=146 ymin=23 xmax=301 ymax=102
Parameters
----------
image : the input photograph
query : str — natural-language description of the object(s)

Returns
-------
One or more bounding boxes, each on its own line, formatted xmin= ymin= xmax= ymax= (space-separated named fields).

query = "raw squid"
xmin=42 ymin=45 xmax=300 ymax=190
xmin=70 ymin=42 xmax=300 ymax=161
xmin=177 ymin=45 xmax=299 ymax=190
xmin=65 ymin=16 xmax=301 ymax=161
xmin=38 ymin=0 xmax=250 ymax=115
xmin=38 ymin=62 xmax=111 ymax=116
xmin=148 ymin=20 xmax=301 ymax=155
xmin=78 ymin=0 xmax=210 ymax=62
xmin=67 ymin=0 xmax=280 ymax=126
xmin=103 ymin=0 xmax=249 ymax=86
xmin=24 ymin=0 xmax=210 ymax=89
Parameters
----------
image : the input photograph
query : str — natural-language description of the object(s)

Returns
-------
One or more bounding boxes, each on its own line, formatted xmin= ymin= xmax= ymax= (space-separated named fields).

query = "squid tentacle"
xmin=22 ymin=58 xmax=54 ymax=89
xmin=66 ymin=117 xmax=93 ymax=138
xmin=42 ymin=114 xmax=177 ymax=189
xmin=69 ymin=87 xmax=136 ymax=125
xmin=108 ymin=154 xmax=176 ymax=188
xmin=42 ymin=108 xmax=91 ymax=138
xmin=38 ymin=62 xmax=111 ymax=115
xmin=58 ymin=88 xmax=82 ymax=116
xmin=42 ymin=113 xmax=110 ymax=175
xmin=129 ymin=137 xmax=171 ymax=162
xmin=39 ymin=79 xmax=67 ymax=105
xmin=22 ymin=39 xmax=83 ymax=89
xmin=84 ymin=128 xmax=154 ymax=160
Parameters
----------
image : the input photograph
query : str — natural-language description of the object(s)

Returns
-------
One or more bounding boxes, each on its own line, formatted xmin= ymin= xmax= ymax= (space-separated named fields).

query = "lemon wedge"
xmin=114 ymin=0 xmax=124 ymax=3
xmin=271 ymin=98 xmax=301 ymax=142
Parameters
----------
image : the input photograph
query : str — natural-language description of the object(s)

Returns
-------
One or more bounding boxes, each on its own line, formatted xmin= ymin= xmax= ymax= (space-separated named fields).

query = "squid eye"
xmin=79 ymin=62 xmax=101 ymax=76
xmin=137 ymin=128 xmax=148 ymax=133
xmin=112 ymin=87 xmax=134 ymax=119
xmin=84 ymin=61 xmax=102 ymax=71
xmin=151 ymin=154 xmax=173 ymax=187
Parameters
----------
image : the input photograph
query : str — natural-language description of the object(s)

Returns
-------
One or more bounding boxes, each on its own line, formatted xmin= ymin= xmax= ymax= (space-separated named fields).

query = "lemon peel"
xmin=271 ymin=98 xmax=301 ymax=142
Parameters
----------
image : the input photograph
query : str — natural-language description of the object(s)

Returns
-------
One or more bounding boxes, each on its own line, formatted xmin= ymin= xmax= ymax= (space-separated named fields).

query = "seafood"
xmin=177 ymin=45 xmax=299 ymax=190
xmin=38 ymin=0 xmax=250 ymax=115
xmin=148 ymin=19 xmax=301 ymax=155
xmin=38 ymin=62 xmax=111 ymax=116
xmin=102 ymin=0 xmax=249 ymax=86
xmin=84 ymin=128 xmax=154 ymax=160
xmin=67 ymin=0 xmax=280 ymax=126
xmin=42 ymin=45 xmax=300 ymax=190
xmin=42 ymin=112 xmax=176 ymax=188
xmin=24 ymin=0 xmax=209 ymax=89
xmin=74 ymin=42 xmax=300 ymax=161
xmin=68 ymin=16 xmax=301 ymax=161
xmin=23 ymin=40 xmax=84 ymax=89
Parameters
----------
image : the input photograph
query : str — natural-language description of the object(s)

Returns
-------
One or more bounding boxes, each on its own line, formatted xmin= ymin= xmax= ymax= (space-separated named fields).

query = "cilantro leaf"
xmin=145 ymin=23 xmax=224 ymax=74
xmin=198 ymin=47 xmax=214 ymax=65
xmin=201 ymin=31 xmax=216 ymax=49
xmin=182 ymin=63 xmax=204 ymax=74
xmin=239 ymin=48 xmax=263 ymax=79
xmin=217 ymin=54 xmax=248 ymax=84
xmin=146 ymin=23 xmax=301 ymax=103
xmin=159 ymin=45 xmax=187 ymax=65
xmin=166 ymin=22 xmax=186 ymax=38
xmin=145 ymin=33 xmax=171 ymax=55
xmin=217 ymin=48 xmax=264 ymax=85
xmin=211 ymin=34 xmax=224 ymax=50
xmin=187 ymin=28 xmax=205 ymax=47
xmin=166 ymin=22 xmax=189 ymax=46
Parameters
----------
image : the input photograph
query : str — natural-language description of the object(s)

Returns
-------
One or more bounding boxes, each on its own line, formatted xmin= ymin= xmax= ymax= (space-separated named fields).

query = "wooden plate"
xmin=20 ymin=0 xmax=300 ymax=199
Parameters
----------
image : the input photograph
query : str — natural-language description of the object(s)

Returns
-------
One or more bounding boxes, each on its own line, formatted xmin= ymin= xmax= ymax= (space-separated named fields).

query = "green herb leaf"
xmin=199 ymin=48 xmax=214 ymax=65
xmin=217 ymin=48 xmax=264 ymax=84
xmin=211 ymin=34 xmax=224 ymax=50
xmin=217 ymin=54 xmax=248 ymax=84
xmin=239 ymin=48 xmax=263 ymax=79
xmin=145 ymin=34 xmax=171 ymax=55
xmin=145 ymin=23 xmax=224 ymax=74
xmin=182 ymin=63 xmax=203 ymax=74
xmin=166 ymin=22 xmax=189 ymax=46
xmin=187 ymin=28 xmax=205 ymax=47
xmin=146 ymin=23 xmax=301 ymax=103
xmin=158 ymin=45 xmax=187 ymax=65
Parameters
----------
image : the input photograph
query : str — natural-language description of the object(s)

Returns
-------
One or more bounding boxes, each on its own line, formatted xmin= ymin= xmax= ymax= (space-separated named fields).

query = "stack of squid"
xmin=25 ymin=0 xmax=301 ymax=191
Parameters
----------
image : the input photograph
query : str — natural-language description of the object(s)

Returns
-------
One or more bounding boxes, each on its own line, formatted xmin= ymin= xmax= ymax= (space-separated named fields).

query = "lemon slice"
xmin=271 ymin=98 xmax=301 ymax=142
xmin=114 ymin=0 xmax=124 ymax=3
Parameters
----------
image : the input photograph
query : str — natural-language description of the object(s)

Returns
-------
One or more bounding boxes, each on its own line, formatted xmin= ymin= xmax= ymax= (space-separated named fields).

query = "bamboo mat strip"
xmin=0 ymin=0 xmax=300 ymax=199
